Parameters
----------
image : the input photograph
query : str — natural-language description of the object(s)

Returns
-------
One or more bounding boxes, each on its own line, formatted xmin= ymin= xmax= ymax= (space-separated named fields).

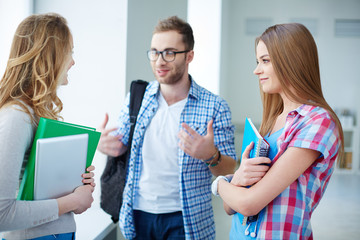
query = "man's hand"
xmin=231 ymin=142 xmax=271 ymax=187
xmin=178 ymin=120 xmax=217 ymax=160
xmin=97 ymin=113 xmax=126 ymax=157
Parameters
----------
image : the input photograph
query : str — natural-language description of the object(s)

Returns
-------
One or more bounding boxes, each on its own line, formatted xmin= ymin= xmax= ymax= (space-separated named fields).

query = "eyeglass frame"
xmin=147 ymin=49 xmax=191 ymax=62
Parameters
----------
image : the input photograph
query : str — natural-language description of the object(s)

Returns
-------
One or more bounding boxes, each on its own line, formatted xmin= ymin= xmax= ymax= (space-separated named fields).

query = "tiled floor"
xmin=212 ymin=172 xmax=360 ymax=239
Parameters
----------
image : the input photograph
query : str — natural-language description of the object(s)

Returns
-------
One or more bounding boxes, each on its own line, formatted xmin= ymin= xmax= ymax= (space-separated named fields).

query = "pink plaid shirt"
xmin=257 ymin=104 xmax=340 ymax=239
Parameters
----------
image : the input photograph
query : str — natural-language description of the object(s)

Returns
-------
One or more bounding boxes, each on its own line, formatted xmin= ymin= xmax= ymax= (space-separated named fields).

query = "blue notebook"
xmin=240 ymin=118 xmax=270 ymax=225
xmin=241 ymin=118 xmax=270 ymax=159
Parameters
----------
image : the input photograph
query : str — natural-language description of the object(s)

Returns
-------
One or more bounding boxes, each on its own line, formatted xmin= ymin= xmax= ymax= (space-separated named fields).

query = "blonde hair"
xmin=256 ymin=23 xmax=344 ymax=161
xmin=0 ymin=13 xmax=72 ymax=124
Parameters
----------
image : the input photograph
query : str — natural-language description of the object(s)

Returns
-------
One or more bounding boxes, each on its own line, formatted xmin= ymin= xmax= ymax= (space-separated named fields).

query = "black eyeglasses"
xmin=147 ymin=49 xmax=190 ymax=62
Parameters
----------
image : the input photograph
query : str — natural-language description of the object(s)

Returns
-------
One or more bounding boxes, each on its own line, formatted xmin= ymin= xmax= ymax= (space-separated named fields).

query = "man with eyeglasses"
xmin=97 ymin=16 xmax=236 ymax=239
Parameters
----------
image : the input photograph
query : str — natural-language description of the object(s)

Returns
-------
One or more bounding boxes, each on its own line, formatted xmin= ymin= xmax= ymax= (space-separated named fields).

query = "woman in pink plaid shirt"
xmin=213 ymin=23 xmax=344 ymax=239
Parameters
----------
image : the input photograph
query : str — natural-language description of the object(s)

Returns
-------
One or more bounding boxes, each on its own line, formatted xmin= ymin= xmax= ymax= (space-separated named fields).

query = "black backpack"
xmin=100 ymin=79 xmax=148 ymax=223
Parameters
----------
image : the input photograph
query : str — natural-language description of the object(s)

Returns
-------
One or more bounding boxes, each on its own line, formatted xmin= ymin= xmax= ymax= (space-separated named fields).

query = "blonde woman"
xmin=212 ymin=23 xmax=343 ymax=239
xmin=0 ymin=13 xmax=94 ymax=240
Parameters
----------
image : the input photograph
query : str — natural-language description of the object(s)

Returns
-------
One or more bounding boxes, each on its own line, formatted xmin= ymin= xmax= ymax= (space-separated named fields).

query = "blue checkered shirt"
xmin=115 ymin=77 xmax=236 ymax=239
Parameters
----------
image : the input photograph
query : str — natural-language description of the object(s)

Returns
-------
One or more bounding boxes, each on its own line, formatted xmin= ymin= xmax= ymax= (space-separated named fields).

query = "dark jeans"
xmin=133 ymin=210 xmax=185 ymax=240
xmin=3 ymin=233 xmax=74 ymax=240
xmin=30 ymin=233 xmax=75 ymax=240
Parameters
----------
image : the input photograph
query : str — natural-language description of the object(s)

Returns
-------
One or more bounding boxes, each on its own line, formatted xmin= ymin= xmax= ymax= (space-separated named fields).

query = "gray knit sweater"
xmin=0 ymin=105 xmax=75 ymax=239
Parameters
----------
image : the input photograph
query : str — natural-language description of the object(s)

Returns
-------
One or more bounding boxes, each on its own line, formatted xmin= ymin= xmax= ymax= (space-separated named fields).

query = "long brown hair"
xmin=0 ymin=13 xmax=72 ymax=124
xmin=256 ymin=23 xmax=344 ymax=160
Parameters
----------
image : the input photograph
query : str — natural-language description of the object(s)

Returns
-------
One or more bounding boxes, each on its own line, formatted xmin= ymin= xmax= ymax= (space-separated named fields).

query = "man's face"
xmin=149 ymin=30 xmax=192 ymax=85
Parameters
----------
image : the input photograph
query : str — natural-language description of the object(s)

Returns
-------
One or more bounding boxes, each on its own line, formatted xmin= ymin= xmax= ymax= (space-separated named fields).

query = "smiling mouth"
xmin=157 ymin=69 xmax=169 ymax=76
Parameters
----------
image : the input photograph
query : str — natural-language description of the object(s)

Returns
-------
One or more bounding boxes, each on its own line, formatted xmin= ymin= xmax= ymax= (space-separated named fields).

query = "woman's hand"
xmin=231 ymin=142 xmax=271 ymax=187
xmin=57 ymin=183 xmax=94 ymax=216
xmin=57 ymin=165 xmax=95 ymax=215
xmin=71 ymin=184 xmax=94 ymax=214
xmin=82 ymin=165 xmax=95 ymax=187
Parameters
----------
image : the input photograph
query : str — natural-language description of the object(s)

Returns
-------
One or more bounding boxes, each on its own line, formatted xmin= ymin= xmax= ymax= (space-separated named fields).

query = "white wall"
xmin=1 ymin=0 xmax=359 ymax=238
xmin=33 ymin=1 xmax=189 ymax=239
xmin=0 ymin=0 xmax=33 ymax=76
xmin=34 ymin=0 xmax=128 ymax=128
xmin=188 ymin=0 xmax=222 ymax=95
xmin=34 ymin=0 xmax=128 ymax=238
xmin=0 ymin=4 xmax=32 ymax=240
xmin=125 ymin=0 xmax=187 ymax=90
xmin=126 ymin=0 xmax=223 ymax=95
xmin=221 ymin=0 xmax=360 ymax=128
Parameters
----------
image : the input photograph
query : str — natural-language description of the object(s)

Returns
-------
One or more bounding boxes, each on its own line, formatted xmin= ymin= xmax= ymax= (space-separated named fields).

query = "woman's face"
xmin=59 ymin=36 xmax=75 ymax=86
xmin=253 ymin=40 xmax=282 ymax=95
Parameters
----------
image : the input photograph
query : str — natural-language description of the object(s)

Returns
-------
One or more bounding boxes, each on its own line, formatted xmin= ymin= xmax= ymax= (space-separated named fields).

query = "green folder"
xmin=17 ymin=117 xmax=101 ymax=201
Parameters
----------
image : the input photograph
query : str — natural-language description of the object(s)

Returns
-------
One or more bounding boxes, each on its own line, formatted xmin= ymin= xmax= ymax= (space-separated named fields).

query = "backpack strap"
xmin=100 ymin=79 xmax=148 ymax=224
xmin=127 ymin=79 xmax=148 ymax=149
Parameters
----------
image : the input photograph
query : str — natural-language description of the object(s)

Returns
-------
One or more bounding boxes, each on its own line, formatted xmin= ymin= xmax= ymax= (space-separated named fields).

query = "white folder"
xmin=33 ymin=134 xmax=88 ymax=200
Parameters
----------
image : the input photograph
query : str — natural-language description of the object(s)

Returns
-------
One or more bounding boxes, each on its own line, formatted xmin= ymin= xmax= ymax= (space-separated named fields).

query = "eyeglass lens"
xmin=148 ymin=50 xmax=176 ymax=62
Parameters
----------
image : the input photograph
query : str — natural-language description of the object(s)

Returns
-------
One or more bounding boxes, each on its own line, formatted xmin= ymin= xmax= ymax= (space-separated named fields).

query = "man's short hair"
xmin=154 ymin=16 xmax=194 ymax=50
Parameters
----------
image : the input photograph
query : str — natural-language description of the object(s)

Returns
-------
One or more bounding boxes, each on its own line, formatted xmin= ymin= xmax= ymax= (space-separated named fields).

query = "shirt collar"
xmin=188 ymin=74 xmax=201 ymax=100
xmin=148 ymin=74 xmax=200 ymax=100
xmin=148 ymin=80 xmax=160 ymax=96
xmin=289 ymin=104 xmax=316 ymax=118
